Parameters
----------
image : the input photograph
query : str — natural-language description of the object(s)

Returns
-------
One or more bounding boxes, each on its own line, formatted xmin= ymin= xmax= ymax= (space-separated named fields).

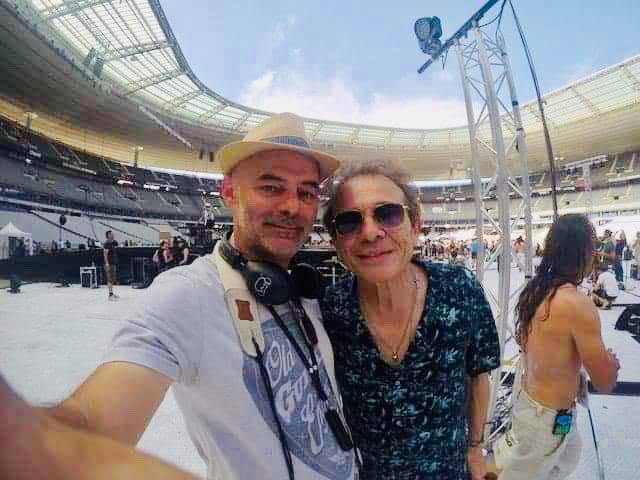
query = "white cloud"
xmin=239 ymin=69 xmax=470 ymax=129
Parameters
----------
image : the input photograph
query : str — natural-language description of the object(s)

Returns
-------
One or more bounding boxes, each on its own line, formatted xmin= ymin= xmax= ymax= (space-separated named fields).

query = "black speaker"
xmin=59 ymin=214 xmax=67 ymax=226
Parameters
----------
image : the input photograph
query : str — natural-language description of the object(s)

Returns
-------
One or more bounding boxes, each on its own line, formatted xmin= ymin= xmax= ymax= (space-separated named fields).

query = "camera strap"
xmin=211 ymin=242 xmax=265 ymax=356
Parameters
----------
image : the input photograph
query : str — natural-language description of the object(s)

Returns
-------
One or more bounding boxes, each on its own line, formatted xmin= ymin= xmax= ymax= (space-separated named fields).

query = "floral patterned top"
xmin=321 ymin=260 xmax=501 ymax=479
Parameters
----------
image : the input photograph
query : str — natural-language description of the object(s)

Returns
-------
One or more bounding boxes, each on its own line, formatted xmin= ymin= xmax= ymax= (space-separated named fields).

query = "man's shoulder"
xmin=154 ymin=254 xmax=223 ymax=293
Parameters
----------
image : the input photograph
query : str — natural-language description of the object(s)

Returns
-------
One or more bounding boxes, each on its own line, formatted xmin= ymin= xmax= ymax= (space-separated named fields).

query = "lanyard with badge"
xmin=213 ymin=236 xmax=359 ymax=480
xmin=268 ymin=300 xmax=354 ymax=450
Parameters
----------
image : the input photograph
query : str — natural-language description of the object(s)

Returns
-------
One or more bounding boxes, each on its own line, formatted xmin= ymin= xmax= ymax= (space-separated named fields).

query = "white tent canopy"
xmin=0 ymin=222 xmax=27 ymax=237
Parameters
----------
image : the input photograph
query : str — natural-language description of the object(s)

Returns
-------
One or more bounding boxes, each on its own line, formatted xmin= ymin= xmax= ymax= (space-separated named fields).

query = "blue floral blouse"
xmin=321 ymin=260 xmax=501 ymax=479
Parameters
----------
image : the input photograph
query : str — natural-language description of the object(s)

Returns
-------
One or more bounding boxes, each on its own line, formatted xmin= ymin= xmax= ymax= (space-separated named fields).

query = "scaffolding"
xmin=418 ymin=2 xmax=534 ymax=447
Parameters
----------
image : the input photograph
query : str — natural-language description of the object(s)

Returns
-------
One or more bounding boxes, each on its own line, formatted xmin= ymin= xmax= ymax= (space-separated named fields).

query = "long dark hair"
xmin=515 ymin=214 xmax=595 ymax=350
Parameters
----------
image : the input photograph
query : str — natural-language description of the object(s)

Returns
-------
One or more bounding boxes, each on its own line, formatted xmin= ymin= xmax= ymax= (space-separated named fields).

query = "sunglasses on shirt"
xmin=332 ymin=202 xmax=411 ymax=236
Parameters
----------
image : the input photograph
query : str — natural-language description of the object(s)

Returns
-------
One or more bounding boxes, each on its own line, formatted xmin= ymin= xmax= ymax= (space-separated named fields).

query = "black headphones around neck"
xmin=218 ymin=232 xmax=323 ymax=305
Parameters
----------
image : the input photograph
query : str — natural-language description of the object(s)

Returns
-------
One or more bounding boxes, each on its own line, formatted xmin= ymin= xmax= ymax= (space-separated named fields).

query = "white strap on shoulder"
xmin=211 ymin=242 xmax=265 ymax=357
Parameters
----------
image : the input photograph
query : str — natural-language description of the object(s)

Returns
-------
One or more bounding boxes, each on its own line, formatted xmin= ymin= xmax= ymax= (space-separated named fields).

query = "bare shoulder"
xmin=551 ymin=285 xmax=599 ymax=330
xmin=550 ymin=285 xmax=595 ymax=320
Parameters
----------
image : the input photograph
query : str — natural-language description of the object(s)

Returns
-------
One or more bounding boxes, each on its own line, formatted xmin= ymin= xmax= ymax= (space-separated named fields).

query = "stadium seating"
xmin=2 ymin=108 xmax=639 ymax=238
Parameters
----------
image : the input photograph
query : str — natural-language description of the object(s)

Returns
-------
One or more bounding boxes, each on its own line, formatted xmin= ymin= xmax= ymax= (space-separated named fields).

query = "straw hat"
xmin=215 ymin=112 xmax=339 ymax=180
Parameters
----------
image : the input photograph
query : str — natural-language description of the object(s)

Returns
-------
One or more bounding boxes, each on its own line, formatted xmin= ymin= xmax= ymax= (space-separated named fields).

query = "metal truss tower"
xmin=418 ymin=4 xmax=534 ymax=445
xmin=456 ymin=25 xmax=534 ymax=445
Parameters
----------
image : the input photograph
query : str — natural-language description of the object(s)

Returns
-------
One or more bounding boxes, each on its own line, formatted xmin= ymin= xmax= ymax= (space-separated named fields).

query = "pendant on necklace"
xmin=381 ymin=350 xmax=403 ymax=368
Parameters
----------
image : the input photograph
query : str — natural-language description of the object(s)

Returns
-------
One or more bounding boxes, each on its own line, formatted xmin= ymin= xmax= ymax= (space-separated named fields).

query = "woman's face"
xmin=333 ymin=174 xmax=418 ymax=284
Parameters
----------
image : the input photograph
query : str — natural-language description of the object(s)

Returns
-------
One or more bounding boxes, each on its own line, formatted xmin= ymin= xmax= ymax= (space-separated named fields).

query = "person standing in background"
xmin=174 ymin=238 xmax=190 ymax=266
xmin=500 ymin=214 xmax=620 ymax=479
xmin=614 ymin=231 xmax=626 ymax=286
xmin=103 ymin=230 xmax=118 ymax=301
xmin=632 ymin=231 xmax=640 ymax=275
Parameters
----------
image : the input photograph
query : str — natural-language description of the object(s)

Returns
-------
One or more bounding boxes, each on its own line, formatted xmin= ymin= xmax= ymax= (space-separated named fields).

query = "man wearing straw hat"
xmin=36 ymin=113 xmax=358 ymax=480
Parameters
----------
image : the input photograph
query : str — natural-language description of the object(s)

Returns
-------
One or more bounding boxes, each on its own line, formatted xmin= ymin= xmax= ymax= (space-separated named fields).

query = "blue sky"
xmin=162 ymin=0 xmax=639 ymax=129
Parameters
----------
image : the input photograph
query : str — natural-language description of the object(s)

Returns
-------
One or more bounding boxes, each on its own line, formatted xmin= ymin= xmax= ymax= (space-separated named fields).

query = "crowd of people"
xmin=588 ymin=228 xmax=640 ymax=309
xmin=0 ymin=113 xmax=628 ymax=480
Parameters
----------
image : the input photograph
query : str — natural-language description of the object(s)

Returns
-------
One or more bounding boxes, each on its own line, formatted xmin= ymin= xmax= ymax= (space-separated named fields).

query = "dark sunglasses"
xmin=332 ymin=202 xmax=411 ymax=236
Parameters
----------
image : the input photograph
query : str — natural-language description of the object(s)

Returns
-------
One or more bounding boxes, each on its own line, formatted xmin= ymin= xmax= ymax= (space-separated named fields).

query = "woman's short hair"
xmin=322 ymin=159 xmax=421 ymax=238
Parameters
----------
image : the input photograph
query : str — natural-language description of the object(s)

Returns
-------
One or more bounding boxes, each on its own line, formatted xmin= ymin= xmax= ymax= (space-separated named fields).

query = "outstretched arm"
xmin=0 ymin=373 xmax=196 ymax=480
xmin=41 ymin=362 xmax=172 ymax=445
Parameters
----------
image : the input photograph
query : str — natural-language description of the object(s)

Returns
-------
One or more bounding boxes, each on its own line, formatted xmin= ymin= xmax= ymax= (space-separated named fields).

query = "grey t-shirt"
xmin=102 ymin=255 xmax=355 ymax=480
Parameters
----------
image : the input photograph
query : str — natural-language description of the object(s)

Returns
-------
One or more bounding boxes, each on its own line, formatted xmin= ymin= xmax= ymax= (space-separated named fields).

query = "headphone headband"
xmin=218 ymin=232 xmax=323 ymax=305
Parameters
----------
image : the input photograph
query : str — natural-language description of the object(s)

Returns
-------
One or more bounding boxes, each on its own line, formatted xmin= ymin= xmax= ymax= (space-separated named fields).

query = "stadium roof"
xmin=6 ymin=0 xmax=640 ymax=178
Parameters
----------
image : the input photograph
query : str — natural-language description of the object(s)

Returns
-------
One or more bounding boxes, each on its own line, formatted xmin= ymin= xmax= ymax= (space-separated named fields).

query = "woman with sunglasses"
xmin=320 ymin=160 xmax=500 ymax=480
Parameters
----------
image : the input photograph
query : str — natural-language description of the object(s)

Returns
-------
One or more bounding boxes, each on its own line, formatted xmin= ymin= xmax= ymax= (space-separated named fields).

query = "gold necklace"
xmin=362 ymin=269 xmax=420 ymax=368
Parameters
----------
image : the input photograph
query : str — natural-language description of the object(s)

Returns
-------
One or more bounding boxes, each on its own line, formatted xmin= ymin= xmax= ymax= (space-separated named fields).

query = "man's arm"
xmin=42 ymin=362 xmax=172 ymax=446
xmin=570 ymin=296 xmax=620 ymax=393
xmin=466 ymin=373 xmax=490 ymax=480
xmin=103 ymin=248 xmax=110 ymax=267
xmin=1 ymin=373 xmax=195 ymax=480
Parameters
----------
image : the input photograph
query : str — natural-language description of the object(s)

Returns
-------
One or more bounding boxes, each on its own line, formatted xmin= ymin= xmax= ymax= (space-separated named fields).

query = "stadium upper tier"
xmin=1 ymin=0 xmax=640 ymax=180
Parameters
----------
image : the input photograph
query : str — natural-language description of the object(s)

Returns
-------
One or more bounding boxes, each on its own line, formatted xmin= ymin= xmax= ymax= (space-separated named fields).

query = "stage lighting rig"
xmin=414 ymin=17 xmax=442 ymax=56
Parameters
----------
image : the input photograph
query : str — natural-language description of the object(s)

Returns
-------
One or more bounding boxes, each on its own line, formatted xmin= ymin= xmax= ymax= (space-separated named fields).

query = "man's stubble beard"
xmin=236 ymin=211 xmax=308 ymax=266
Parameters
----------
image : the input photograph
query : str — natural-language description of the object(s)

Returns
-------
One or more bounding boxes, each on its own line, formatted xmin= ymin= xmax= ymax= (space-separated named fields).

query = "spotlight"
xmin=414 ymin=17 xmax=442 ymax=56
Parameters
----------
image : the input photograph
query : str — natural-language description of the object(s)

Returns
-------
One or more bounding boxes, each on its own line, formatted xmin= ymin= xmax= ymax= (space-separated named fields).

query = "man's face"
xmin=107 ymin=232 xmax=113 ymax=241
xmin=333 ymin=174 xmax=418 ymax=284
xmin=222 ymin=150 xmax=321 ymax=267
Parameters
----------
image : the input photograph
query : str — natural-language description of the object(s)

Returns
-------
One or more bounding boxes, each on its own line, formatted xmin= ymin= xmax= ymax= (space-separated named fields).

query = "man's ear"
xmin=221 ymin=175 xmax=235 ymax=208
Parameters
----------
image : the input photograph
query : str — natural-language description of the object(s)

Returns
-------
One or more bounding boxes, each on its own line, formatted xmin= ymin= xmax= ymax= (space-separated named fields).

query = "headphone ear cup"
xmin=245 ymin=261 xmax=291 ymax=305
xmin=290 ymin=263 xmax=323 ymax=300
